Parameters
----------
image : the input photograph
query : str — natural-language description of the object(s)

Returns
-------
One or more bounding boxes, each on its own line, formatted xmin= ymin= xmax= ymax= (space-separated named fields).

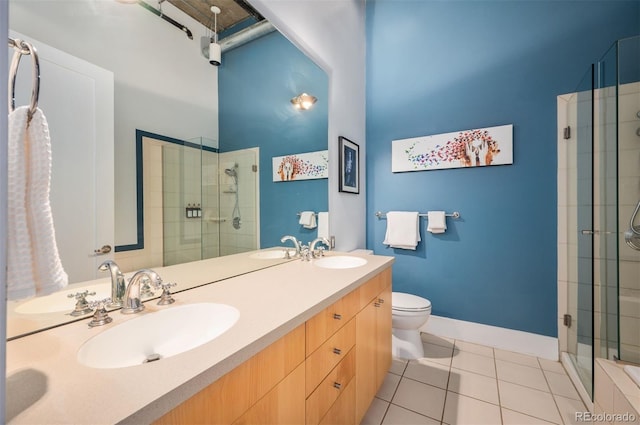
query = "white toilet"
xmin=391 ymin=292 xmax=432 ymax=359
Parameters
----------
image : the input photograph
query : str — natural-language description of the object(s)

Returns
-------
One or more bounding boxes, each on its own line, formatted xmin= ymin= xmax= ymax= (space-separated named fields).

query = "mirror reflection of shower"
xmin=138 ymin=133 xmax=258 ymax=266
xmin=224 ymin=164 xmax=242 ymax=230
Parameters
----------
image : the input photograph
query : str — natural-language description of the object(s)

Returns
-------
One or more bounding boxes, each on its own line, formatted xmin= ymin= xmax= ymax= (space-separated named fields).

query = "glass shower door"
xmin=568 ymin=64 xmax=595 ymax=398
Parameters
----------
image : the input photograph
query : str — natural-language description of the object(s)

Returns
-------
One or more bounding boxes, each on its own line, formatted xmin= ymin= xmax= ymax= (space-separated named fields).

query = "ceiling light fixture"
xmin=291 ymin=93 xmax=317 ymax=110
xmin=209 ymin=6 xmax=221 ymax=66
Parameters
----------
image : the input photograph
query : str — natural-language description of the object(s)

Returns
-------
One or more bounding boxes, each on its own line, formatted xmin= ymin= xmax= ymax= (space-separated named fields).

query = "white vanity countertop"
xmin=6 ymin=251 xmax=394 ymax=424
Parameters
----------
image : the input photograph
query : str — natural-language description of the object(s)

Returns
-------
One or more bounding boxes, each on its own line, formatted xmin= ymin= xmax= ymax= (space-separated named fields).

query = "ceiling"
xmin=166 ymin=0 xmax=264 ymax=34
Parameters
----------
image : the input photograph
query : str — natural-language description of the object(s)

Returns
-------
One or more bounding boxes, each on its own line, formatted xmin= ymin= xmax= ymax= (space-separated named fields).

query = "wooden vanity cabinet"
xmin=153 ymin=266 xmax=392 ymax=425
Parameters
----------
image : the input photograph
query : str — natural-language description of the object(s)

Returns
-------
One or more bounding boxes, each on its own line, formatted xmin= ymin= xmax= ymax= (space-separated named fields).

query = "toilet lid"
xmin=392 ymin=292 xmax=431 ymax=311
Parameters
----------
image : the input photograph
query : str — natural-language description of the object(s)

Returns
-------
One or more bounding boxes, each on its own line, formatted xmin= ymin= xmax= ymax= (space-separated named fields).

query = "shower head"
xmin=224 ymin=168 xmax=237 ymax=177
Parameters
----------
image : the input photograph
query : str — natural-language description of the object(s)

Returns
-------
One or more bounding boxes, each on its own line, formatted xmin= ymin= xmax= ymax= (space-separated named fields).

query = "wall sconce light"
xmin=291 ymin=93 xmax=317 ymax=110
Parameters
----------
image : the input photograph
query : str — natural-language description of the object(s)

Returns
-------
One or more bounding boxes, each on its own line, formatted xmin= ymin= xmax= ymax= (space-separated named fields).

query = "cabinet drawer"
xmin=358 ymin=267 xmax=392 ymax=309
xmin=305 ymin=348 xmax=356 ymax=425
xmin=319 ymin=380 xmax=355 ymax=425
xmin=306 ymin=289 xmax=360 ymax=354
xmin=306 ymin=319 xmax=356 ymax=396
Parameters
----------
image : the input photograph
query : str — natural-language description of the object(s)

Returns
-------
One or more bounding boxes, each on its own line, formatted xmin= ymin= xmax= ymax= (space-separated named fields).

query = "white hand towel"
xmin=383 ymin=211 xmax=421 ymax=250
xmin=299 ymin=211 xmax=317 ymax=229
xmin=318 ymin=212 xmax=330 ymax=239
xmin=7 ymin=107 xmax=68 ymax=300
xmin=427 ymin=211 xmax=447 ymax=234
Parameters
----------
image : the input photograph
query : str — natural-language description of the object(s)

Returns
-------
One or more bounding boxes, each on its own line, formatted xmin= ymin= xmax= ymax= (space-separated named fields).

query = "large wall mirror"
xmin=7 ymin=0 xmax=328 ymax=338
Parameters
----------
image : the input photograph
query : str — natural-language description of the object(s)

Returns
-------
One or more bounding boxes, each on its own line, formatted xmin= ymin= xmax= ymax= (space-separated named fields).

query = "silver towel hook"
xmin=8 ymin=38 xmax=40 ymax=123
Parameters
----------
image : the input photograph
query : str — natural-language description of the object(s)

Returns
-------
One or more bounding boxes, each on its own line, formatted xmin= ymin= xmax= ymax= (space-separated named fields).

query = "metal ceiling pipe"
xmin=219 ymin=20 xmax=276 ymax=53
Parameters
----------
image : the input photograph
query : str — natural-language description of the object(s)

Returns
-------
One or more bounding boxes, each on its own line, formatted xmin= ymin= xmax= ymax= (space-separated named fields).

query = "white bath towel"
xmin=427 ymin=211 xmax=447 ymax=234
xmin=383 ymin=211 xmax=421 ymax=250
xmin=318 ymin=212 xmax=330 ymax=239
xmin=299 ymin=211 xmax=317 ymax=229
xmin=7 ymin=106 xmax=68 ymax=300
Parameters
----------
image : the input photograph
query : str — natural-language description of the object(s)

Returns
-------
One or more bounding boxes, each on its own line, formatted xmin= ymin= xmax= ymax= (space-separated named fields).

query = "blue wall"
xmin=219 ymin=31 xmax=329 ymax=248
xmin=366 ymin=0 xmax=640 ymax=337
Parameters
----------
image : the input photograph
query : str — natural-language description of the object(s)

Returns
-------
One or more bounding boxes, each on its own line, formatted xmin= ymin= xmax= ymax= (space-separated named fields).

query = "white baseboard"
xmin=422 ymin=315 xmax=559 ymax=361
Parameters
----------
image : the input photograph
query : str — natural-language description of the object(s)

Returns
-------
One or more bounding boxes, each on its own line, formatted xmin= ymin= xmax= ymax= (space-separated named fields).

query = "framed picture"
xmin=391 ymin=124 xmax=513 ymax=172
xmin=339 ymin=136 xmax=359 ymax=194
xmin=271 ymin=150 xmax=328 ymax=182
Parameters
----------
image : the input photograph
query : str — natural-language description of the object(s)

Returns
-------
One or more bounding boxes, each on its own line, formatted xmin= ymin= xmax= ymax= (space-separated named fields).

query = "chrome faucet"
xmin=309 ymin=237 xmax=331 ymax=258
xmin=121 ymin=269 xmax=162 ymax=314
xmin=98 ymin=260 xmax=125 ymax=308
xmin=280 ymin=235 xmax=301 ymax=258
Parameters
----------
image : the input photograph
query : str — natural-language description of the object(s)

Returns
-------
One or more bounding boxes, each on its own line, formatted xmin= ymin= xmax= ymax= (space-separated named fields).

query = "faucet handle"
xmin=68 ymin=290 xmax=97 ymax=316
xmin=299 ymin=244 xmax=312 ymax=261
xmin=157 ymin=283 xmax=177 ymax=306
xmin=87 ymin=298 xmax=113 ymax=327
xmin=139 ymin=275 xmax=163 ymax=298
xmin=68 ymin=290 xmax=96 ymax=300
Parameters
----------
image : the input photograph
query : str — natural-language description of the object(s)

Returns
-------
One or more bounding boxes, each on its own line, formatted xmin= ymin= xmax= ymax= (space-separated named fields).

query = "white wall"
xmin=249 ymin=0 xmax=367 ymax=251
xmin=9 ymin=0 xmax=218 ymax=247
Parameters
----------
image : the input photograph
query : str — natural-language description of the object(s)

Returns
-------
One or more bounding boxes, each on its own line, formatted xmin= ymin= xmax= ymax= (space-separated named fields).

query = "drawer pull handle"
xmin=333 ymin=347 xmax=342 ymax=355
xmin=374 ymin=302 xmax=381 ymax=308
xmin=333 ymin=313 xmax=342 ymax=320
xmin=378 ymin=298 xmax=385 ymax=304
xmin=333 ymin=382 xmax=342 ymax=390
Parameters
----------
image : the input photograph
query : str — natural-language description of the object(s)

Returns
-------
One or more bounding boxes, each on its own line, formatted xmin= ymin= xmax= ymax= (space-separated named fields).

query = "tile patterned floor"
xmin=361 ymin=333 xmax=587 ymax=425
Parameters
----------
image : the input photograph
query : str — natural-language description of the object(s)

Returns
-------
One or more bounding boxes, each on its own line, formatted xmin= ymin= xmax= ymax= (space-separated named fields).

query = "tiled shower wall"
xmin=617 ymin=82 xmax=640 ymax=364
xmin=218 ymin=149 xmax=259 ymax=256
xmin=114 ymin=139 xmax=164 ymax=272
xmin=162 ymin=143 xmax=204 ymax=266
xmin=116 ymin=144 xmax=259 ymax=270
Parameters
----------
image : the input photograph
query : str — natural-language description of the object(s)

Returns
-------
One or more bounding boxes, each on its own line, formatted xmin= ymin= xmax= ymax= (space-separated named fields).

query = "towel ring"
xmin=8 ymin=38 xmax=40 ymax=123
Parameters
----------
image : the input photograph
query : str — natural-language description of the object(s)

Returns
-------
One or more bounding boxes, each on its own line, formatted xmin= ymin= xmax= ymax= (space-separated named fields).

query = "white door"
xmin=9 ymin=31 xmax=114 ymax=284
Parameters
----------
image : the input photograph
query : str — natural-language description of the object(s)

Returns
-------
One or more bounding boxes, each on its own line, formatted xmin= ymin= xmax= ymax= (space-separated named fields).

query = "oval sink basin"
xmin=77 ymin=303 xmax=239 ymax=369
xmin=15 ymin=283 xmax=111 ymax=315
xmin=249 ymin=249 xmax=293 ymax=260
xmin=314 ymin=256 xmax=367 ymax=269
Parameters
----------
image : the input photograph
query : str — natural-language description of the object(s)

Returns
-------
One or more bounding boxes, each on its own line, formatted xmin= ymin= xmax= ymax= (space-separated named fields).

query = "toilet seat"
xmin=392 ymin=292 xmax=431 ymax=312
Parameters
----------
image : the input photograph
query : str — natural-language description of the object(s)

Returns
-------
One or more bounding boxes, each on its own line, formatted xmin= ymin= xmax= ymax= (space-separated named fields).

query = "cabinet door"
xmin=355 ymin=282 xmax=393 ymax=424
xmin=355 ymin=299 xmax=377 ymax=424
xmin=375 ymin=284 xmax=392 ymax=390
xmin=233 ymin=363 xmax=305 ymax=425
xmin=154 ymin=325 xmax=305 ymax=425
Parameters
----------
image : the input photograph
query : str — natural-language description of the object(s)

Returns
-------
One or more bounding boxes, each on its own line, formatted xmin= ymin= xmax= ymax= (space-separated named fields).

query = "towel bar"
xmin=375 ymin=211 xmax=460 ymax=219
xmin=296 ymin=212 xmax=318 ymax=217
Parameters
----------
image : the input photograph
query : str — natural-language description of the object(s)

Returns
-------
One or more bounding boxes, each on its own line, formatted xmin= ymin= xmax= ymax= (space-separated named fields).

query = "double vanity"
xmin=6 ymin=248 xmax=394 ymax=424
